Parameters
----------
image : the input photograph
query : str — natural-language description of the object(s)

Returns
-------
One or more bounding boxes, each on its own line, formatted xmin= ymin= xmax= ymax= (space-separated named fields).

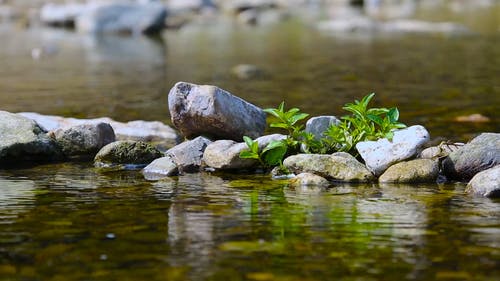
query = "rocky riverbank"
xmin=1 ymin=0 xmax=487 ymax=36
xmin=1 ymin=81 xmax=498 ymax=198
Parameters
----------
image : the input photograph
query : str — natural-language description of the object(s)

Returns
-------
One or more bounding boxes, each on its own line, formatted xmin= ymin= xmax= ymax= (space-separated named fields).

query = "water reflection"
xmin=0 ymin=170 xmax=499 ymax=280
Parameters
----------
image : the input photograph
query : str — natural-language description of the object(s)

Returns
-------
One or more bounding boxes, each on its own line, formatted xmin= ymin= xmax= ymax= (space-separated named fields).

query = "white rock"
xmin=465 ymin=165 xmax=500 ymax=198
xmin=356 ymin=125 xmax=430 ymax=176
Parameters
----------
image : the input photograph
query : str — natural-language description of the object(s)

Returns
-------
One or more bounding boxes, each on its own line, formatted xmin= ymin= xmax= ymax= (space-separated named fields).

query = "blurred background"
xmin=0 ymin=0 xmax=498 ymax=141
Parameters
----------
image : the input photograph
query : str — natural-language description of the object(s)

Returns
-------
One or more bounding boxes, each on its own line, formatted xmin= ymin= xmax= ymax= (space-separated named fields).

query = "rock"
xmin=289 ymin=173 xmax=329 ymax=187
xmin=317 ymin=17 xmax=377 ymax=33
xmin=76 ymin=2 xmax=167 ymax=35
xmin=442 ymin=133 xmax=500 ymax=181
xmin=0 ymin=111 xmax=62 ymax=165
xmin=379 ymin=159 xmax=439 ymax=183
xmin=165 ymin=136 xmax=212 ymax=173
xmin=142 ymin=156 xmax=178 ymax=180
xmin=51 ymin=123 xmax=115 ymax=159
xmin=0 ymin=5 xmax=21 ymax=22
xmin=380 ymin=20 xmax=471 ymax=35
xmin=236 ymin=9 xmax=258 ymax=25
xmin=465 ymin=165 xmax=500 ymax=198
xmin=231 ymin=64 xmax=261 ymax=79
xmin=356 ymin=125 xmax=430 ymax=176
xmin=18 ymin=112 xmax=180 ymax=150
xmin=418 ymin=142 xmax=464 ymax=160
xmin=40 ymin=3 xmax=86 ymax=27
xmin=94 ymin=141 xmax=163 ymax=169
xmin=168 ymin=82 xmax=266 ymax=140
xmin=454 ymin=113 xmax=490 ymax=123
xmin=166 ymin=0 xmax=216 ymax=12
xmin=270 ymin=165 xmax=294 ymax=179
xmin=305 ymin=116 xmax=341 ymax=141
xmin=283 ymin=152 xmax=374 ymax=182
xmin=223 ymin=0 xmax=279 ymax=13
xmin=202 ymin=134 xmax=285 ymax=170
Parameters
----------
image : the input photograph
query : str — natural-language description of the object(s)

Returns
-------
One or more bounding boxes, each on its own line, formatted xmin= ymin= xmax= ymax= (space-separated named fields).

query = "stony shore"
xmin=1 ymin=81 xmax=498 ymax=198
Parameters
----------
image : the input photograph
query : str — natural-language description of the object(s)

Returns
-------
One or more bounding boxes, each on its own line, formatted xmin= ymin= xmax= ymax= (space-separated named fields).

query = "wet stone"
xmin=94 ymin=140 xmax=163 ymax=169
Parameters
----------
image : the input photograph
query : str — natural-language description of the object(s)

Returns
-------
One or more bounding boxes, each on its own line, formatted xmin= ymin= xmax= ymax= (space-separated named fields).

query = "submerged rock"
xmin=76 ymin=1 xmax=167 ymax=35
xmin=51 ymin=123 xmax=115 ymax=160
xmin=454 ymin=113 xmax=490 ymax=123
xmin=202 ymin=134 xmax=285 ymax=170
xmin=94 ymin=141 xmax=163 ymax=169
xmin=18 ymin=112 xmax=180 ymax=150
xmin=442 ymin=133 xmax=500 ymax=181
xmin=231 ymin=64 xmax=261 ymax=80
xmin=283 ymin=152 xmax=374 ymax=183
xmin=142 ymin=156 xmax=178 ymax=180
xmin=168 ymin=82 xmax=266 ymax=140
xmin=305 ymin=116 xmax=340 ymax=141
xmin=356 ymin=125 xmax=430 ymax=176
xmin=165 ymin=136 xmax=212 ymax=173
xmin=289 ymin=173 xmax=329 ymax=187
xmin=380 ymin=20 xmax=470 ymax=35
xmin=465 ymin=165 xmax=500 ymax=198
xmin=379 ymin=159 xmax=439 ymax=183
xmin=0 ymin=111 xmax=62 ymax=165
xmin=40 ymin=2 xmax=86 ymax=27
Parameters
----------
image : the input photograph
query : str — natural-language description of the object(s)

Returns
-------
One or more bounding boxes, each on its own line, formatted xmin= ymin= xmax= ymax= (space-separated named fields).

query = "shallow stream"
xmin=0 ymin=2 xmax=499 ymax=280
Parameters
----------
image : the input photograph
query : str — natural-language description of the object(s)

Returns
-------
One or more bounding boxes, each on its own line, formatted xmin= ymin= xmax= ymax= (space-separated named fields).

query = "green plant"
xmin=263 ymin=102 xmax=309 ymax=152
xmin=317 ymin=93 xmax=406 ymax=154
xmin=240 ymin=93 xmax=407 ymax=167
xmin=239 ymin=136 xmax=288 ymax=168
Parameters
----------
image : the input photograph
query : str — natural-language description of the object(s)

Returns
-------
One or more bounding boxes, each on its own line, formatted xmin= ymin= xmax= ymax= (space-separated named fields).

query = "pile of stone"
xmin=1 ymin=81 xmax=498 ymax=198
xmin=144 ymin=81 xmax=498 ymax=198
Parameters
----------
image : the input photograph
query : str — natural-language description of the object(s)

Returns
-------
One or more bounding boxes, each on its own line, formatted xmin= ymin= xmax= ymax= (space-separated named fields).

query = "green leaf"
xmin=289 ymin=113 xmax=309 ymax=125
xmin=278 ymin=101 xmax=285 ymax=112
xmin=262 ymin=141 xmax=287 ymax=166
xmin=243 ymin=136 xmax=254 ymax=149
xmin=251 ymin=140 xmax=259 ymax=153
xmin=367 ymin=108 xmax=389 ymax=116
xmin=387 ymin=107 xmax=399 ymax=123
xmin=361 ymin=93 xmax=375 ymax=108
xmin=366 ymin=114 xmax=383 ymax=125
xmin=269 ymin=123 xmax=289 ymax=130
xmin=239 ymin=150 xmax=259 ymax=160
xmin=263 ymin=108 xmax=281 ymax=119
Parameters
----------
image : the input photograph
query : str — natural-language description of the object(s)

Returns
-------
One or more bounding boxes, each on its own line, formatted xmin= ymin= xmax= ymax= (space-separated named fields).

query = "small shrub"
xmin=240 ymin=93 xmax=407 ymax=167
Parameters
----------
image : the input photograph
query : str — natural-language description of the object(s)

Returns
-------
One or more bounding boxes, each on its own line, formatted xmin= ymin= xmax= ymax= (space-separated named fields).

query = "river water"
xmin=0 ymin=2 xmax=499 ymax=280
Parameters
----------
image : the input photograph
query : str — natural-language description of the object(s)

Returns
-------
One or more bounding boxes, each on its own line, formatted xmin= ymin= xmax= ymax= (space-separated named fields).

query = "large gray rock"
xmin=40 ymin=2 xmax=86 ymax=27
xmin=18 ymin=112 xmax=180 ymax=150
xmin=379 ymin=159 xmax=439 ymax=183
xmin=168 ymin=82 xmax=266 ymax=140
xmin=76 ymin=2 xmax=167 ymax=35
xmin=283 ymin=152 xmax=374 ymax=182
xmin=356 ymin=125 xmax=430 ymax=176
xmin=51 ymin=123 xmax=115 ymax=159
xmin=165 ymin=136 xmax=212 ymax=173
xmin=142 ymin=156 xmax=178 ymax=180
xmin=94 ymin=141 xmax=163 ymax=169
xmin=442 ymin=133 xmax=500 ymax=181
xmin=305 ymin=115 xmax=340 ymax=141
xmin=0 ymin=111 xmax=62 ymax=165
xmin=202 ymin=134 xmax=285 ymax=170
xmin=465 ymin=165 xmax=500 ymax=198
